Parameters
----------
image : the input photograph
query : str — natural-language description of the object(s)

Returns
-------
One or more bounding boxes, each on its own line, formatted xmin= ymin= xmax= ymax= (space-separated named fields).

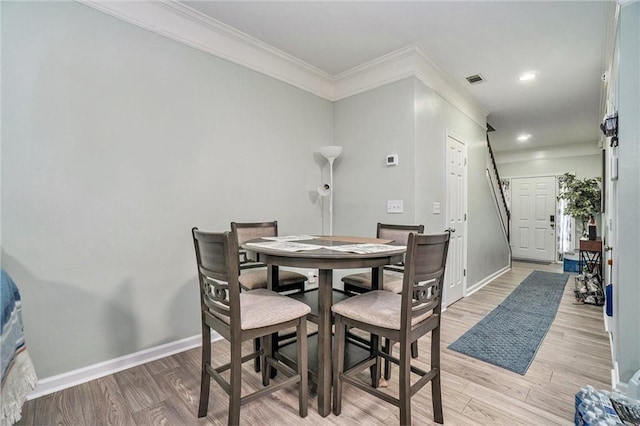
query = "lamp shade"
xmin=319 ymin=145 xmax=343 ymax=161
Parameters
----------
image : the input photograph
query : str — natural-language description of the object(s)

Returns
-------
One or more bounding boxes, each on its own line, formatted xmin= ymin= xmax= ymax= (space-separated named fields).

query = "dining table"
xmin=242 ymin=235 xmax=406 ymax=417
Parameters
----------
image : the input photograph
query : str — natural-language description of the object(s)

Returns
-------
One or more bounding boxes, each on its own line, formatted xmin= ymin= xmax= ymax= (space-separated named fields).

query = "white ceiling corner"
xmin=76 ymin=0 xmax=487 ymax=126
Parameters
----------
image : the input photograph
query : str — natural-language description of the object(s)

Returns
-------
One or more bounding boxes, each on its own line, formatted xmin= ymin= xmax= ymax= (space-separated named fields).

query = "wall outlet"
xmin=387 ymin=200 xmax=403 ymax=214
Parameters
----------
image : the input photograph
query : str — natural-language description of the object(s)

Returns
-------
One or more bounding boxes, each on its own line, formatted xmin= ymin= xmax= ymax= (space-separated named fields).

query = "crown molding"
xmin=331 ymin=45 xmax=488 ymax=125
xmin=77 ymin=0 xmax=488 ymax=124
xmin=77 ymin=0 xmax=335 ymax=99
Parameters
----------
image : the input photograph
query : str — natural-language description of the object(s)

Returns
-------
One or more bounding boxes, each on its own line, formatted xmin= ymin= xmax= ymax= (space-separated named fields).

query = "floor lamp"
xmin=319 ymin=145 xmax=343 ymax=236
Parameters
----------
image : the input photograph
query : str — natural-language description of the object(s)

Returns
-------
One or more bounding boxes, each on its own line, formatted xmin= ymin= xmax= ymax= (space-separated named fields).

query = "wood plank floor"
xmin=18 ymin=261 xmax=611 ymax=425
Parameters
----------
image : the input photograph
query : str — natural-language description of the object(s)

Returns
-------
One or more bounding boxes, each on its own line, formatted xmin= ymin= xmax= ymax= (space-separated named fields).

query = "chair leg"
xmin=332 ymin=315 xmax=346 ymax=416
xmin=261 ymin=335 xmax=270 ymax=387
xmin=370 ymin=334 xmax=381 ymax=388
xmin=254 ymin=338 xmax=261 ymax=372
xmin=270 ymin=332 xmax=278 ymax=379
xmin=198 ymin=326 xmax=211 ymax=418
xmin=411 ymin=340 xmax=419 ymax=359
xmin=228 ymin=337 xmax=242 ymax=426
xmin=431 ymin=327 xmax=444 ymax=424
xmin=383 ymin=338 xmax=392 ymax=380
xmin=297 ymin=319 xmax=308 ymax=418
xmin=399 ymin=339 xmax=412 ymax=426
xmin=381 ymin=340 xmax=419 ymax=381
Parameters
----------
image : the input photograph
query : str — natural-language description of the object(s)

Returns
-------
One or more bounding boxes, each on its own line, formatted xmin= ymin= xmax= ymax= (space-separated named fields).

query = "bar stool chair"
xmin=341 ymin=222 xmax=424 ymax=378
xmin=231 ymin=221 xmax=308 ymax=372
xmin=231 ymin=221 xmax=307 ymax=293
xmin=192 ymin=228 xmax=310 ymax=425
xmin=332 ymin=231 xmax=450 ymax=425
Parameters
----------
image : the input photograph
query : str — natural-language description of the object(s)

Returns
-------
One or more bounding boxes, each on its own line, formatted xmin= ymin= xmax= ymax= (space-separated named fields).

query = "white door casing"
xmin=444 ymin=133 xmax=467 ymax=306
xmin=510 ymin=176 xmax=557 ymax=262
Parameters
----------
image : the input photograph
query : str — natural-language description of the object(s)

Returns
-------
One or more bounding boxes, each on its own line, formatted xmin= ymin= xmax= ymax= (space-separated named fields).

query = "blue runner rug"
xmin=448 ymin=270 xmax=569 ymax=375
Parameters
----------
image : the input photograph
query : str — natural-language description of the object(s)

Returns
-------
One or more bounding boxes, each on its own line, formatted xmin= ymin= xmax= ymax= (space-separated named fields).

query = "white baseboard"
xmin=465 ymin=265 xmax=511 ymax=297
xmin=27 ymin=332 xmax=222 ymax=400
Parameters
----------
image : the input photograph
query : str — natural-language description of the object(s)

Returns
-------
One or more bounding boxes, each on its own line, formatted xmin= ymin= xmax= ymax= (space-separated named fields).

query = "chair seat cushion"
xmin=331 ymin=290 xmax=432 ymax=330
xmin=238 ymin=268 xmax=306 ymax=290
xmin=341 ymin=271 xmax=404 ymax=294
xmin=238 ymin=289 xmax=311 ymax=330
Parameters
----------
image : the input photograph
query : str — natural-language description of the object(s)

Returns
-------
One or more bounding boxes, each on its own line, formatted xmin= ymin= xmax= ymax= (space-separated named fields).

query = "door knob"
xmin=604 ymin=246 xmax=613 ymax=252
xmin=446 ymin=228 xmax=456 ymax=233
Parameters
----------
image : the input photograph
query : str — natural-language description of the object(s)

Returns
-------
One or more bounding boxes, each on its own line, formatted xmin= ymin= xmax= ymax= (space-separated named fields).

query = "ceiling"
xmin=182 ymin=1 xmax=616 ymax=153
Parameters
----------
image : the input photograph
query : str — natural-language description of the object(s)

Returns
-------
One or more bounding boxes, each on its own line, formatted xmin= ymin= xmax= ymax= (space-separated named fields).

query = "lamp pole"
xmin=319 ymin=146 xmax=343 ymax=236
xmin=328 ymin=157 xmax=335 ymax=236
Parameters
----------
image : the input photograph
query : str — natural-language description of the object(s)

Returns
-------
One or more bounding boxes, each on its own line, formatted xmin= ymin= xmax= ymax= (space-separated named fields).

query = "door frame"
xmin=444 ymin=130 xmax=468 ymax=306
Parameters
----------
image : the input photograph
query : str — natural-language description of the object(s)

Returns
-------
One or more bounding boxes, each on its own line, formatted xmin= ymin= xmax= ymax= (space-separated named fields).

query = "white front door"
xmin=511 ymin=176 xmax=557 ymax=262
xmin=444 ymin=133 xmax=467 ymax=306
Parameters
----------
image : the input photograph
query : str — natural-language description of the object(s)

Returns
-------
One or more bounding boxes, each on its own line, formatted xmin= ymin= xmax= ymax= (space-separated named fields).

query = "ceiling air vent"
xmin=465 ymin=74 xmax=485 ymax=85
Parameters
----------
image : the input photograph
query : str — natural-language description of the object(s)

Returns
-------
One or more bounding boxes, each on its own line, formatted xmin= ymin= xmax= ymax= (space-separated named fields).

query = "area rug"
xmin=448 ymin=270 xmax=569 ymax=375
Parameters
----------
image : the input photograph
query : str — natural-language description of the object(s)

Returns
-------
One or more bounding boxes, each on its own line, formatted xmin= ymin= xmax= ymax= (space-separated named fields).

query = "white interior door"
xmin=444 ymin=134 xmax=467 ymax=306
xmin=511 ymin=176 xmax=557 ymax=262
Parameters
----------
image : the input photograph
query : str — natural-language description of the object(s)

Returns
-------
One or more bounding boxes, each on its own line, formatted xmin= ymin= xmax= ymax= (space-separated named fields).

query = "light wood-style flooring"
xmin=17 ymin=261 xmax=611 ymax=425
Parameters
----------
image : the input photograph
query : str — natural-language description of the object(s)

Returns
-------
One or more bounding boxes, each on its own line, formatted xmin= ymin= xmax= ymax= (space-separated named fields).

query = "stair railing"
xmin=486 ymin=134 xmax=511 ymax=242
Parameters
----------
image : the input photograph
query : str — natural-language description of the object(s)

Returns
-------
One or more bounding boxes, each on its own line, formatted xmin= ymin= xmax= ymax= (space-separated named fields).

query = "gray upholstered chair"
xmin=192 ymin=228 xmax=310 ymax=425
xmin=341 ymin=222 xmax=425 ymax=377
xmin=332 ymin=231 xmax=450 ymax=425
xmin=342 ymin=223 xmax=424 ymax=294
xmin=231 ymin=221 xmax=307 ymax=293
xmin=231 ymin=221 xmax=308 ymax=372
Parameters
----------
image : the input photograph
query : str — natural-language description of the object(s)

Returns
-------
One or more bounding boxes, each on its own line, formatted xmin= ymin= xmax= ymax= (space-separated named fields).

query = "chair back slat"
xmin=231 ymin=221 xmax=278 ymax=267
xmin=377 ymin=223 xmax=425 ymax=270
xmin=377 ymin=223 xmax=424 ymax=246
xmin=192 ymin=228 xmax=240 ymax=324
xmin=231 ymin=221 xmax=278 ymax=244
xmin=401 ymin=232 xmax=450 ymax=328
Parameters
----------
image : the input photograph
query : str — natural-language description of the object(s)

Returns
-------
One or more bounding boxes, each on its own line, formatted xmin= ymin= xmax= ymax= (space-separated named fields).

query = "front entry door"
xmin=511 ymin=176 xmax=557 ymax=262
xmin=444 ymin=133 xmax=467 ymax=306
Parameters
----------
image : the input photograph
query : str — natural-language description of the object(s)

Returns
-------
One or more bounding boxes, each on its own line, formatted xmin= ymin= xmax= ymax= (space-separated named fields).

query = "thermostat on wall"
xmin=386 ymin=154 xmax=399 ymax=166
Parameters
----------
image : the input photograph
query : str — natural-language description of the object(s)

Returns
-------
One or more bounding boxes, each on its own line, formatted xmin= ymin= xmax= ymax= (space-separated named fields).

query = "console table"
xmin=579 ymin=238 xmax=602 ymax=276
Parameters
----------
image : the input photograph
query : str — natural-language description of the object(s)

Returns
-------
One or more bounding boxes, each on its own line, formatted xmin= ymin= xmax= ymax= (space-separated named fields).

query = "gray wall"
xmin=413 ymin=79 xmax=509 ymax=286
xmin=616 ymin=1 xmax=640 ymax=384
xmin=498 ymin=154 xmax=602 ymax=179
xmin=2 ymin=2 xmax=332 ymax=377
xmin=333 ymin=77 xmax=509 ymax=289
xmin=333 ymin=78 xmax=417 ymax=235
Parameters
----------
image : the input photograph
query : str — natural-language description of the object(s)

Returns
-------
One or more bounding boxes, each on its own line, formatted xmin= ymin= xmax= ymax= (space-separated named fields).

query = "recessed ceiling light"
xmin=519 ymin=72 xmax=537 ymax=81
xmin=517 ymin=134 xmax=532 ymax=141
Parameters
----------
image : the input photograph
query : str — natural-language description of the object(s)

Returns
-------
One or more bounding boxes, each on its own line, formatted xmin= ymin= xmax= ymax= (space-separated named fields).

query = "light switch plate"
xmin=433 ymin=202 xmax=441 ymax=214
xmin=387 ymin=200 xmax=403 ymax=214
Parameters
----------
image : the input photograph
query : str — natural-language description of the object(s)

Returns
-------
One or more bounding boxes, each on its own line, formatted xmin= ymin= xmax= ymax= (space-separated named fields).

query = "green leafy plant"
xmin=557 ymin=172 xmax=602 ymax=235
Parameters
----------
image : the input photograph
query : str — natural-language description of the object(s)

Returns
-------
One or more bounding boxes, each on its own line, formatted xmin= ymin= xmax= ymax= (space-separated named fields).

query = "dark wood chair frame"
xmin=333 ymin=231 xmax=450 ymax=425
xmin=231 ymin=221 xmax=308 ymax=372
xmin=192 ymin=228 xmax=308 ymax=425
xmin=231 ymin=221 xmax=306 ymax=293
xmin=342 ymin=222 xmax=425 ymax=378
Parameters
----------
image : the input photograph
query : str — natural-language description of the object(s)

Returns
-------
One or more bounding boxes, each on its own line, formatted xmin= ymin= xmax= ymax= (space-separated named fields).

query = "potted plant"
xmin=557 ymin=172 xmax=602 ymax=239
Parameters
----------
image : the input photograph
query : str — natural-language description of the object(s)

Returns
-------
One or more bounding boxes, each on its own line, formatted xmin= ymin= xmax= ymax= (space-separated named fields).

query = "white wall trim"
xmin=76 ymin=1 xmax=488 ymax=125
xmin=494 ymin=142 xmax=602 ymax=164
xmin=27 ymin=333 xmax=222 ymax=400
xmin=466 ymin=265 xmax=511 ymax=297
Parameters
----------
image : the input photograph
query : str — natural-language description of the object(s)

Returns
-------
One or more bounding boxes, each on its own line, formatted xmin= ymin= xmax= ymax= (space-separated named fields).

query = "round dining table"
xmin=242 ymin=235 xmax=406 ymax=417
